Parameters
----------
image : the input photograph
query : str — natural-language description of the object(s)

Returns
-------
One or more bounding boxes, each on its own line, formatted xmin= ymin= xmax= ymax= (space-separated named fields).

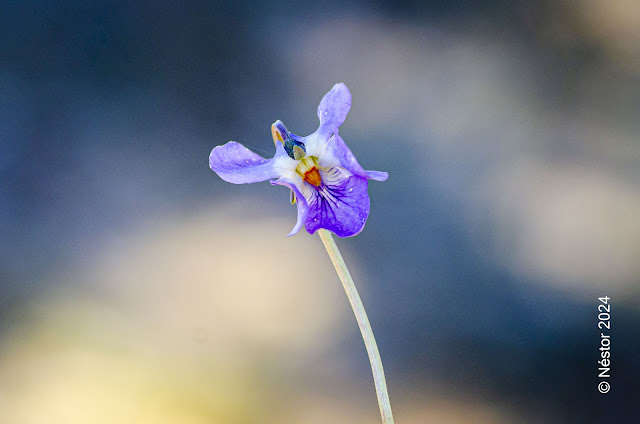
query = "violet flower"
xmin=209 ymin=83 xmax=395 ymax=423
xmin=209 ymin=83 xmax=388 ymax=237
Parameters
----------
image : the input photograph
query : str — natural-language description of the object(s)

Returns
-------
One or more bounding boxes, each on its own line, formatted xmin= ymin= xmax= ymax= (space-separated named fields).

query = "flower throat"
xmin=295 ymin=156 xmax=322 ymax=187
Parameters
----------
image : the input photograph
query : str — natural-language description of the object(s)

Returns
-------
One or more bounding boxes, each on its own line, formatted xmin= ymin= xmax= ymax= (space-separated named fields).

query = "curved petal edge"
xmin=317 ymin=83 xmax=352 ymax=137
xmin=271 ymin=178 xmax=310 ymax=236
xmin=302 ymin=168 xmax=370 ymax=238
xmin=210 ymin=141 xmax=279 ymax=184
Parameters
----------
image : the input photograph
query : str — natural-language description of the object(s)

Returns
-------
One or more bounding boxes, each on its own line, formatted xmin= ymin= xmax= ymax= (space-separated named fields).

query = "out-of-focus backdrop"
xmin=1 ymin=1 xmax=639 ymax=423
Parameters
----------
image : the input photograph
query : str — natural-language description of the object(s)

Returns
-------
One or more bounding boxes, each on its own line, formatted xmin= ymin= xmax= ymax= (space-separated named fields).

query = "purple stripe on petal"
xmin=317 ymin=83 xmax=351 ymax=138
xmin=271 ymin=178 xmax=309 ymax=236
xmin=209 ymin=141 xmax=279 ymax=184
xmin=302 ymin=167 xmax=370 ymax=238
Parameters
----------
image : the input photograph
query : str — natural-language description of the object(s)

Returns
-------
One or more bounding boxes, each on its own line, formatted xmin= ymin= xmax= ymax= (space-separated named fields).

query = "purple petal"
xmin=301 ymin=167 xmax=370 ymax=238
xmin=209 ymin=141 xmax=279 ymax=184
xmin=365 ymin=170 xmax=389 ymax=181
xmin=271 ymin=178 xmax=309 ymax=236
xmin=317 ymin=83 xmax=351 ymax=138
xmin=321 ymin=133 xmax=389 ymax=182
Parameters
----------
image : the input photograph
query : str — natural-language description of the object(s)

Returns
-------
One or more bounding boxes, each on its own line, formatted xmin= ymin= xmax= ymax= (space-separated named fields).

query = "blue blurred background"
xmin=1 ymin=1 xmax=639 ymax=423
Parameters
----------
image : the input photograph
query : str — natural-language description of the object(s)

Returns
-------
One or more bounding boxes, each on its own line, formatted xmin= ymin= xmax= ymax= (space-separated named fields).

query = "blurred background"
xmin=1 ymin=1 xmax=639 ymax=423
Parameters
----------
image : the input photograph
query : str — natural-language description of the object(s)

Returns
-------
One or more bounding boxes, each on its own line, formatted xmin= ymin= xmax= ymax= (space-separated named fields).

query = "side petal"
xmin=319 ymin=133 xmax=389 ymax=182
xmin=317 ymin=83 xmax=351 ymax=138
xmin=271 ymin=178 xmax=309 ymax=236
xmin=365 ymin=170 xmax=389 ymax=181
xmin=301 ymin=167 xmax=371 ymax=238
xmin=209 ymin=141 xmax=279 ymax=184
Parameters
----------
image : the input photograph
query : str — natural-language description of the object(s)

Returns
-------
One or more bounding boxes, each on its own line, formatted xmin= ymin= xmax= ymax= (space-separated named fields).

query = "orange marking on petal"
xmin=304 ymin=167 xmax=322 ymax=187
xmin=271 ymin=124 xmax=283 ymax=145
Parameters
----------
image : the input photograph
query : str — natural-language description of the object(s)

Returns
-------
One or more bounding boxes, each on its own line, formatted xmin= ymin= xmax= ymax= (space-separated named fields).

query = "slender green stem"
xmin=317 ymin=229 xmax=394 ymax=424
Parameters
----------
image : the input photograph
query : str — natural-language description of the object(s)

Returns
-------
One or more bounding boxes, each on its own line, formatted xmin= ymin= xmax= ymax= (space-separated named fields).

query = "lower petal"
xmin=301 ymin=167 xmax=370 ymax=238
xmin=271 ymin=178 xmax=309 ymax=236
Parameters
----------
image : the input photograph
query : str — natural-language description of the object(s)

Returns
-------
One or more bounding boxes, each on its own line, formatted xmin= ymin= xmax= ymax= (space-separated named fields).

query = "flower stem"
xmin=317 ymin=229 xmax=395 ymax=424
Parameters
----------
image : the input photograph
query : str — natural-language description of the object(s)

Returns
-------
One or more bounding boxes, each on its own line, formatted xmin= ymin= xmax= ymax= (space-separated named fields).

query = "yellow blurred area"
xmin=81 ymin=203 xmax=345 ymax=355
xmin=0 ymin=203 xmax=523 ymax=423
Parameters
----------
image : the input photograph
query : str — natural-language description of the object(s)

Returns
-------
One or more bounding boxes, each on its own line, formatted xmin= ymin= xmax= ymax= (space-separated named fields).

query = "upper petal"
xmin=299 ymin=167 xmax=371 ymax=238
xmin=209 ymin=141 xmax=279 ymax=184
xmin=317 ymin=83 xmax=352 ymax=138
